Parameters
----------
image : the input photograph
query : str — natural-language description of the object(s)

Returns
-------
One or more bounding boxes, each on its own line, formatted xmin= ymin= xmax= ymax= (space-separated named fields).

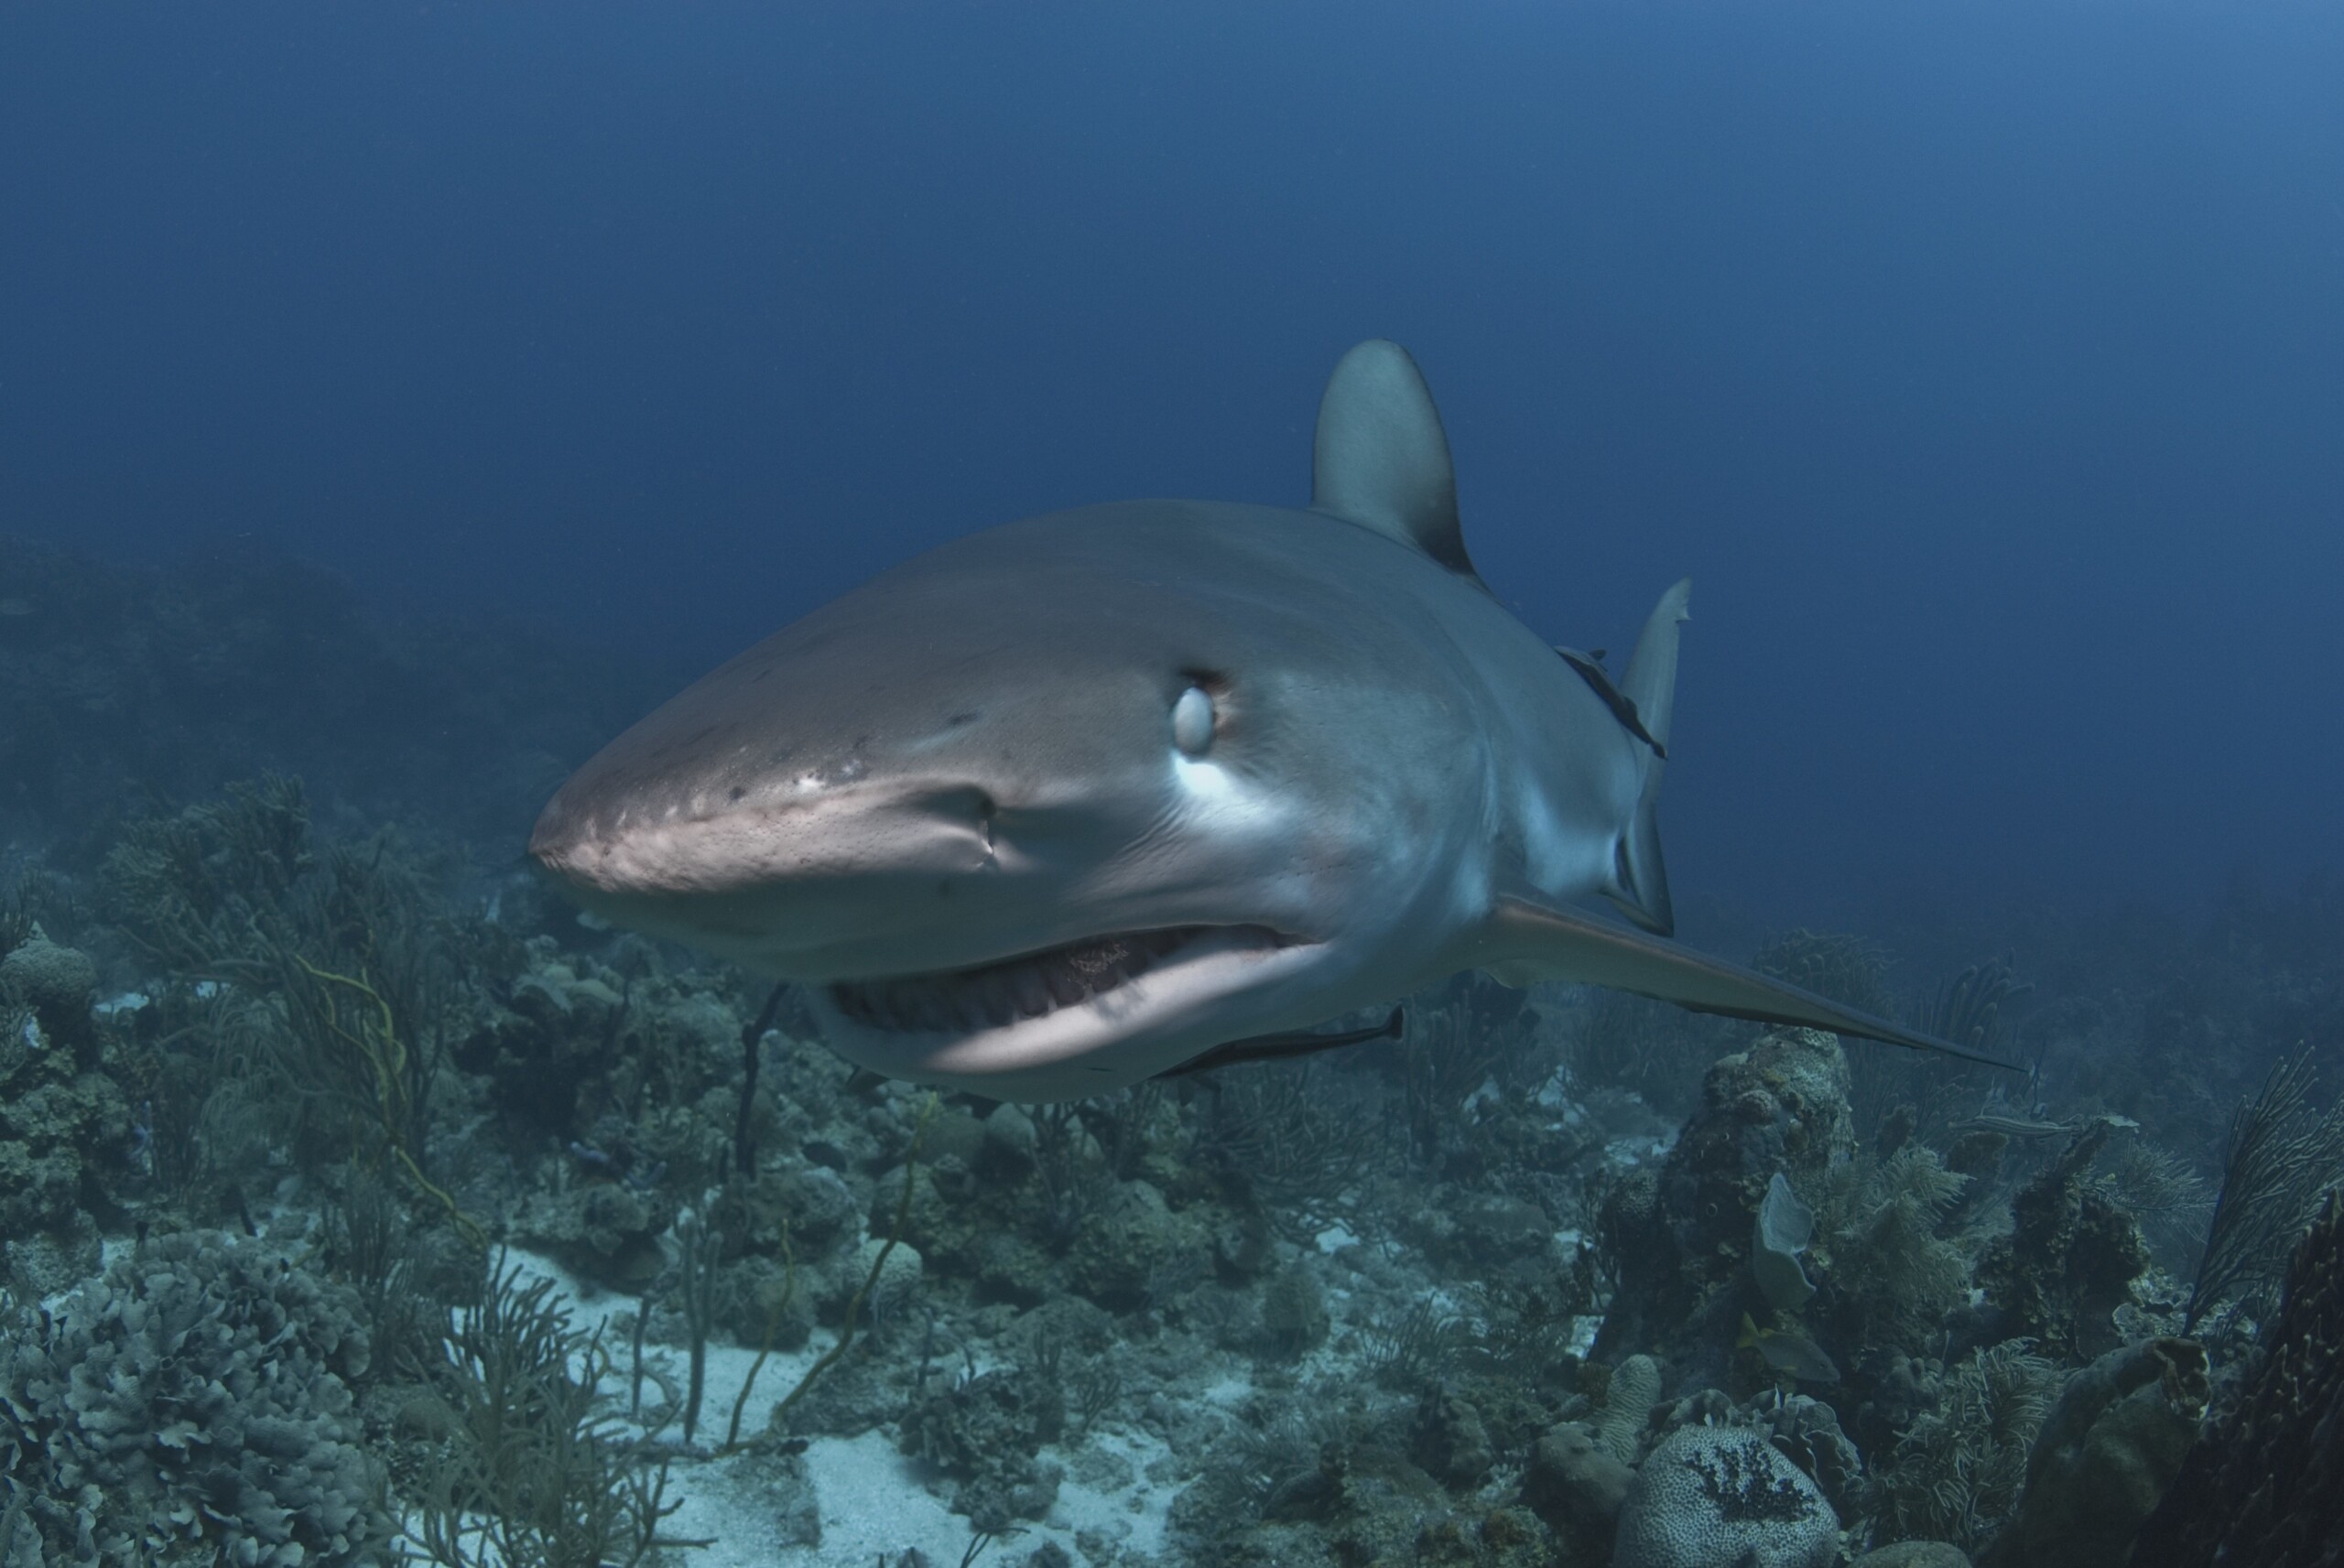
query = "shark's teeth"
xmin=830 ymin=925 xmax=1247 ymax=1035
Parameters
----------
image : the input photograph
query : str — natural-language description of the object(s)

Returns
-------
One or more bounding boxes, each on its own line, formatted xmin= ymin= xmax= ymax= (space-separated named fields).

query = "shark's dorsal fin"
xmin=1311 ymin=340 xmax=1479 ymax=578
xmin=1475 ymin=890 xmax=2021 ymax=1069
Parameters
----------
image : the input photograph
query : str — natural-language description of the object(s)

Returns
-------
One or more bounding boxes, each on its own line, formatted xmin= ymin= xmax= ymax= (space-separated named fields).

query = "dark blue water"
xmin=5 ymin=2 xmax=2339 ymax=918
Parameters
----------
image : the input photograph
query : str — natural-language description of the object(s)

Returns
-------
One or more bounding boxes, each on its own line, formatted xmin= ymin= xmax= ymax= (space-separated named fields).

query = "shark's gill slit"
xmin=830 ymin=925 xmax=1285 ymax=1035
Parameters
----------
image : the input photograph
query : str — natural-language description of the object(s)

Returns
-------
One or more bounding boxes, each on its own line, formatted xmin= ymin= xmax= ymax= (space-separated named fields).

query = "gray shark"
xmin=531 ymin=341 xmax=1999 ymax=1100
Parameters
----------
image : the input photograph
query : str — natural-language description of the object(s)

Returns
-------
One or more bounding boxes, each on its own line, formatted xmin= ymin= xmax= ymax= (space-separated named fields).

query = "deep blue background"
xmin=4 ymin=3 xmax=2339 ymax=919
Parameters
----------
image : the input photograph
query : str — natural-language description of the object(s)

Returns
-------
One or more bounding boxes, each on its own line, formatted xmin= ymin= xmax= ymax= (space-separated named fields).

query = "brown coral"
xmin=2131 ymin=1192 xmax=2344 ymax=1568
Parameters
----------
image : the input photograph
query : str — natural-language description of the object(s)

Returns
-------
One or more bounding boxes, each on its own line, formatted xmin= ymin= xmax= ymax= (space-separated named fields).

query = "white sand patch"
xmin=500 ymin=1249 xmax=1179 ymax=1564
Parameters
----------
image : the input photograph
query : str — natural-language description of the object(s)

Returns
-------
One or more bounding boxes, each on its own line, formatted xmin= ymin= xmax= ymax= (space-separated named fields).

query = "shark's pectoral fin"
xmin=1479 ymin=892 xmax=2019 ymax=1069
xmin=1310 ymin=340 xmax=1481 ymax=579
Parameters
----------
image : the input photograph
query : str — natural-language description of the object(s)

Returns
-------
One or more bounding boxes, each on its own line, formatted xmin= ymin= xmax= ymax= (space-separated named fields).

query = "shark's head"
xmin=530 ymin=498 xmax=1490 ymax=1098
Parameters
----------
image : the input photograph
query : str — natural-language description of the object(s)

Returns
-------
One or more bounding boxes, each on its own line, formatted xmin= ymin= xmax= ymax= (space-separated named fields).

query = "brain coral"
xmin=1615 ymin=1422 xmax=1840 ymax=1568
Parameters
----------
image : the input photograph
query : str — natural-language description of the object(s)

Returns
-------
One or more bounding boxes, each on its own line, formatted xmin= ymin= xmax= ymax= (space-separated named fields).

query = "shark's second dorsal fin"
xmin=1311 ymin=340 xmax=1479 ymax=578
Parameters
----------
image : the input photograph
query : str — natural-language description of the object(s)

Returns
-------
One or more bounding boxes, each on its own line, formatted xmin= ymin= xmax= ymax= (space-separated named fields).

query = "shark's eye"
xmin=1171 ymin=685 xmax=1216 ymax=756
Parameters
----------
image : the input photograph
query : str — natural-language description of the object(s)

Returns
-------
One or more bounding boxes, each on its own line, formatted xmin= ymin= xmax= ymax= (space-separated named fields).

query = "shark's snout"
xmin=529 ymin=772 xmax=1025 ymax=972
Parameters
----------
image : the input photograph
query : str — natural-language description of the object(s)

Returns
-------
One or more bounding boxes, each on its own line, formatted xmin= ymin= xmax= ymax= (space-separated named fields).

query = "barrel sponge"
xmin=1615 ymin=1423 xmax=1840 ymax=1568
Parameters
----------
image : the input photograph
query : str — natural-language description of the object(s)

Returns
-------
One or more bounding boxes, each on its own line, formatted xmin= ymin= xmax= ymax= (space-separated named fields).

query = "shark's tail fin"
xmin=1608 ymin=579 xmax=1691 ymax=936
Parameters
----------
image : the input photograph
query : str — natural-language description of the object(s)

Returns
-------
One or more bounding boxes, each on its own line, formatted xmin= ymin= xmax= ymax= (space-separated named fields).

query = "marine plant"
xmin=1363 ymin=1299 xmax=1468 ymax=1392
xmin=1568 ymin=987 xmax=1728 ymax=1116
xmin=2087 ymin=1134 xmax=2212 ymax=1273
xmin=1849 ymin=956 xmax=2029 ymax=1146
xmin=1188 ymin=1059 xmax=1374 ymax=1239
xmin=1389 ymin=971 xmax=1540 ymax=1167
xmin=102 ymin=778 xmax=486 ymax=1238
xmin=1811 ymin=1143 xmax=1972 ymax=1357
xmin=1752 ymin=929 xmax=1896 ymax=1018
xmin=1868 ymin=1339 xmax=2061 ymax=1554
xmin=320 ymin=1170 xmax=447 ymax=1382
xmin=2187 ymin=1046 xmax=2344 ymax=1328
xmin=1169 ymin=1386 xmax=1362 ymax=1538
xmin=403 ymin=1251 xmax=685 ymax=1568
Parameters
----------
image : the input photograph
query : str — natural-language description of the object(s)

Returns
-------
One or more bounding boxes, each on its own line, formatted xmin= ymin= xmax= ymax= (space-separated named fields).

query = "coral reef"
xmin=1973 ymin=1122 xmax=2150 ymax=1362
xmin=900 ymin=1368 xmax=1067 ymax=1532
xmin=0 ymin=654 xmax=2324 ymax=1568
xmin=0 ymin=926 xmax=125 ymax=1251
xmin=0 ymin=534 xmax=665 ymax=851
xmin=0 ymin=928 xmax=98 ymax=1056
xmin=0 ymin=1230 xmax=389 ymax=1566
xmin=1596 ymin=1028 xmax=1855 ymax=1389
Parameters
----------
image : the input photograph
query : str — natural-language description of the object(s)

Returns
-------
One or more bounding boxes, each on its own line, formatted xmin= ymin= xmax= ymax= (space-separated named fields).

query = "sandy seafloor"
xmin=488 ymin=1130 xmax=1645 ymax=1564
xmin=510 ymin=1250 xmax=1179 ymax=1566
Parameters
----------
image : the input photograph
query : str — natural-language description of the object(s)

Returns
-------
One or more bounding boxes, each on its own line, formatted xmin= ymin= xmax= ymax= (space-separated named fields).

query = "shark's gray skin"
xmin=532 ymin=341 xmax=2001 ymax=1100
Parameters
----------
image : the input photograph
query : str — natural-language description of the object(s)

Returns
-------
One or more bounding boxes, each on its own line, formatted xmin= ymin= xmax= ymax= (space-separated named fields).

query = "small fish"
xmin=1739 ymin=1314 xmax=1840 ymax=1385
xmin=1954 ymin=1109 xmax=2142 ymax=1141
xmin=1952 ymin=1112 xmax=2075 ymax=1140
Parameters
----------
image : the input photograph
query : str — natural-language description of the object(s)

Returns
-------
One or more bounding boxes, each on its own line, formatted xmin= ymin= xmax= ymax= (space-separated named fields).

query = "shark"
xmin=530 ymin=340 xmax=2002 ymax=1101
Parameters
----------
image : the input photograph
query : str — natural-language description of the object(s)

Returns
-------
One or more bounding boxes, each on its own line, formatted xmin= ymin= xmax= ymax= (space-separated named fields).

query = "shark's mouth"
xmin=828 ymin=925 xmax=1289 ymax=1035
